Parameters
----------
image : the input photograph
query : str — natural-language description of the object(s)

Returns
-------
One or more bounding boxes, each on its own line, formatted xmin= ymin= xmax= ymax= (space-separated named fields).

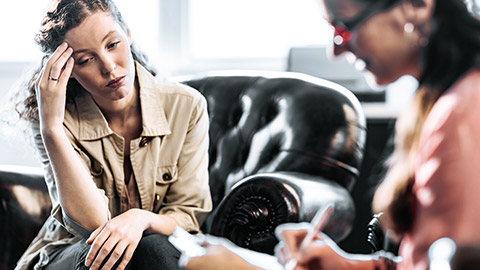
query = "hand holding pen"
xmin=279 ymin=204 xmax=333 ymax=270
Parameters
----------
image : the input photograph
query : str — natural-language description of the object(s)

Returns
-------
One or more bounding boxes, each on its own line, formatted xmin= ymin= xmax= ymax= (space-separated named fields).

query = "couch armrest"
xmin=205 ymin=171 xmax=355 ymax=254
xmin=0 ymin=165 xmax=50 ymax=270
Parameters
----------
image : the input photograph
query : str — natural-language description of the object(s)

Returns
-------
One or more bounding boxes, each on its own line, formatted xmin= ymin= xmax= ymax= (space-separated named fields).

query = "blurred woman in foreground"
xmin=185 ymin=0 xmax=480 ymax=269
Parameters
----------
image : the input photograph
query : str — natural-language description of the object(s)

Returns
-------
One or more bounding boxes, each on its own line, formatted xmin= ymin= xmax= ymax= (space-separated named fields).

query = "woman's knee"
xmin=137 ymin=234 xmax=179 ymax=254
xmin=132 ymin=234 xmax=181 ymax=269
xmin=43 ymin=240 xmax=91 ymax=270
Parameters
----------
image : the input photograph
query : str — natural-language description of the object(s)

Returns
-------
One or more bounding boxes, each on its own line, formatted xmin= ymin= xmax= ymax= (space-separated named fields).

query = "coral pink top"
xmin=399 ymin=68 xmax=480 ymax=270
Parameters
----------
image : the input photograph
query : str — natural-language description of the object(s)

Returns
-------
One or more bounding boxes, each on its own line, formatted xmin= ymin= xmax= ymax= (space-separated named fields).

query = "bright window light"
xmin=0 ymin=1 xmax=49 ymax=62
xmin=0 ymin=0 xmax=159 ymax=62
xmin=188 ymin=0 xmax=332 ymax=60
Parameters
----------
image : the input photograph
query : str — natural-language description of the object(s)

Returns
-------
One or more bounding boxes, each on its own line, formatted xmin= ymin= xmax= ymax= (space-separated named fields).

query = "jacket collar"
xmin=76 ymin=61 xmax=171 ymax=141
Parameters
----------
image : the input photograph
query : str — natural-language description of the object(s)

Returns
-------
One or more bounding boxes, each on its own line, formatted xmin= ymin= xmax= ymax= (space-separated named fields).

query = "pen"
xmin=284 ymin=204 xmax=333 ymax=270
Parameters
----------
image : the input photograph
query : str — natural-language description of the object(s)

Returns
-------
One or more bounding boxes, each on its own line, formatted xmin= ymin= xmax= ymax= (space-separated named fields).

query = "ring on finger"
xmin=48 ymin=76 xmax=58 ymax=81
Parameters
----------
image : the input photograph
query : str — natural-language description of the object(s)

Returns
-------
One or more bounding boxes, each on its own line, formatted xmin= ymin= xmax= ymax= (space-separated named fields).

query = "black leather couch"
xmin=0 ymin=71 xmax=366 ymax=269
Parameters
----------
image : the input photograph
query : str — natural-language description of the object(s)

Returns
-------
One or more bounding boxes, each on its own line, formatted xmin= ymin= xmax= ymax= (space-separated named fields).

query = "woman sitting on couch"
xmin=14 ymin=0 xmax=212 ymax=269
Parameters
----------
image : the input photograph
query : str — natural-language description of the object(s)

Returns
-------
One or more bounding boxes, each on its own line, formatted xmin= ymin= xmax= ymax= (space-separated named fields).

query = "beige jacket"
xmin=16 ymin=62 xmax=212 ymax=270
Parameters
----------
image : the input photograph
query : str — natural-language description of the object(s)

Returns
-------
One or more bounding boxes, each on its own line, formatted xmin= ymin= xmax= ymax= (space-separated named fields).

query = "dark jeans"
xmin=44 ymin=234 xmax=182 ymax=270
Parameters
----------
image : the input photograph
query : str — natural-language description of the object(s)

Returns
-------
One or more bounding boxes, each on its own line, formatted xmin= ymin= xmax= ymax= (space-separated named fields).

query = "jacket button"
xmin=163 ymin=173 xmax=172 ymax=181
xmin=48 ymin=222 xmax=57 ymax=232
xmin=139 ymin=137 xmax=149 ymax=147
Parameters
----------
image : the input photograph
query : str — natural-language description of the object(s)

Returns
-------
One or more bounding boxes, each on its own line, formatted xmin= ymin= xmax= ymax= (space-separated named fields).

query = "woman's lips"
xmin=106 ymin=75 xmax=126 ymax=88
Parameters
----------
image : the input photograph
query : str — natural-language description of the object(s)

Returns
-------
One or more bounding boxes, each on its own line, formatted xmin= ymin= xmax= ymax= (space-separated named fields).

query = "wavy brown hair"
xmin=16 ymin=0 xmax=156 ymax=122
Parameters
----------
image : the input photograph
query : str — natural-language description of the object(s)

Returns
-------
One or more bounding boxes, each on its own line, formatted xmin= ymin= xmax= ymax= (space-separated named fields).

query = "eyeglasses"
xmin=331 ymin=23 xmax=353 ymax=46
xmin=329 ymin=0 xmax=398 ymax=46
xmin=329 ymin=8 xmax=375 ymax=46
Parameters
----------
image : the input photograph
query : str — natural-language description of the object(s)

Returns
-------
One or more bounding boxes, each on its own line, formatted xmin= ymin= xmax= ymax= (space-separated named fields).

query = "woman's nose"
xmin=100 ymin=56 xmax=116 ymax=75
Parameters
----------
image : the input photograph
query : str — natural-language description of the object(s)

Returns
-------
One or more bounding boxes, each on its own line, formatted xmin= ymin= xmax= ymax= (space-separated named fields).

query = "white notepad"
xmin=169 ymin=227 xmax=285 ymax=270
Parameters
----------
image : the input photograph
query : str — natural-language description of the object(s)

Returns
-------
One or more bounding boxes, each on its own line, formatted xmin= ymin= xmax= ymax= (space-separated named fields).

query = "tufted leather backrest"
xmin=181 ymin=71 xmax=367 ymax=208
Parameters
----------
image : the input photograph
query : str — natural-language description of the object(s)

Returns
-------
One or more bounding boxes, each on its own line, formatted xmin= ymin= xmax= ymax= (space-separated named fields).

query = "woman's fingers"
xmin=49 ymin=47 xmax=73 ymax=83
xmin=35 ymin=42 xmax=76 ymax=129
xmin=282 ymin=230 xmax=308 ymax=254
xmin=44 ymin=42 xmax=68 ymax=73
xmin=57 ymin=56 xmax=74 ymax=84
xmin=84 ymin=211 xmax=147 ymax=270
xmin=89 ymin=235 xmax=118 ymax=270
xmin=99 ymin=240 xmax=129 ymax=270
xmin=277 ymin=230 xmax=308 ymax=265
xmin=39 ymin=42 xmax=72 ymax=86
xmin=87 ymin=224 xmax=105 ymax=245
xmin=115 ymin=245 xmax=136 ymax=270
xmin=85 ymin=229 xmax=111 ymax=267
xmin=87 ymin=235 xmax=137 ymax=270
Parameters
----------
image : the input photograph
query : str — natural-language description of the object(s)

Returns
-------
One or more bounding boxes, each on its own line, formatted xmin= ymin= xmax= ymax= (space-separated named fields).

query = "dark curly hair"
xmin=17 ymin=0 xmax=156 ymax=121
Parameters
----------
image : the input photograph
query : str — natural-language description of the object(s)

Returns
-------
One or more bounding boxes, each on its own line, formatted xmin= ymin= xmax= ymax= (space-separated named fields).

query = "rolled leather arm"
xmin=207 ymin=171 xmax=355 ymax=254
xmin=0 ymin=166 xmax=50 ymax=269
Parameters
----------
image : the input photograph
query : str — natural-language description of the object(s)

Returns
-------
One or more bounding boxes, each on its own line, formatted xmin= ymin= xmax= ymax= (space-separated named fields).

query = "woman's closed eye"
xmin=78 ymin=56 xmax=94 ymax=65
xmin=107 ymin=41 xmax=121 ymax=50
xmin=75 ymin=41 xmax=119 ymax=65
